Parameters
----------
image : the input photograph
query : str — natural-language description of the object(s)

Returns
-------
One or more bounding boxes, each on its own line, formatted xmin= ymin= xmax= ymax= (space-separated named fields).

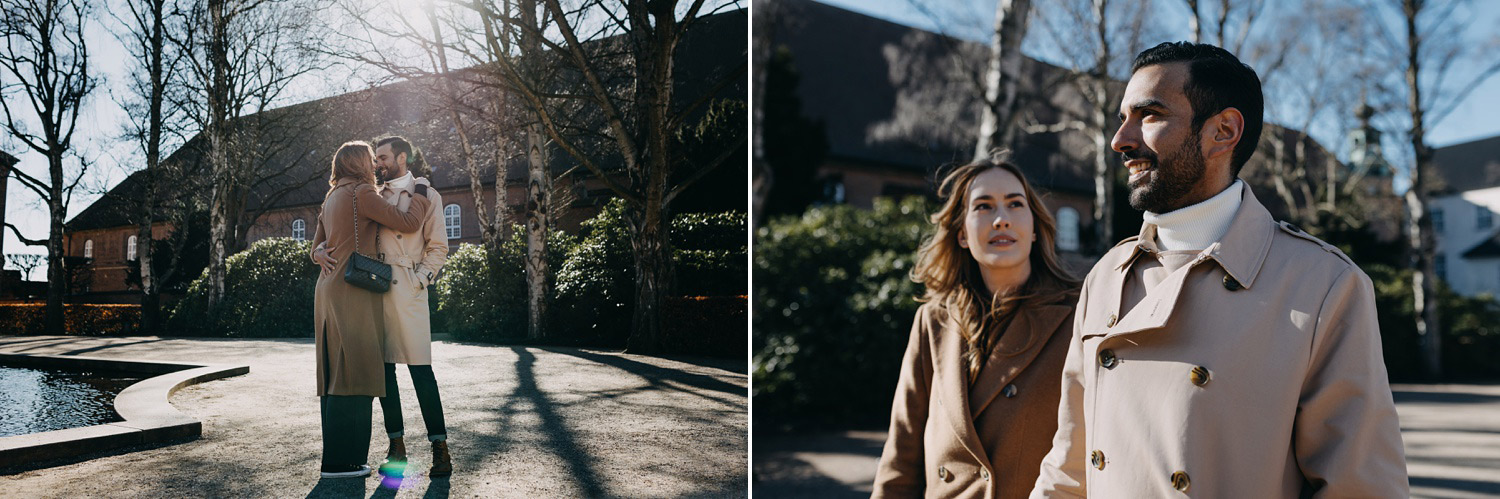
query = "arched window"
xmin=84 ymin=240 xmax=94 ymax=259
xmin=1056 ymin=207 xmax=1080 ymax=252
xmin=444 ymin=204 xmax=461 ymax=239
xmin=292 ymin=219 xmax=306 ymax=241
xmin=127 ymin=235 xmax=138 ymax=261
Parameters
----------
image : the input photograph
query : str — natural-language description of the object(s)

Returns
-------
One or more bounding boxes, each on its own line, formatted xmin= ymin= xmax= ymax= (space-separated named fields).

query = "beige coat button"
xmin=1107 ymin=313 xmax=1118 ymax=327
xmin=1002 ymin=384 xmax=1017 ymax=398
xmin=937 ymin=465 xmax=948 ymax=480
xmin=1098 ymin=349 xmax=1118 ymax=369
xmin=1171 ymin=471 xmax=1190 ymax=492
xmin=1090 ymin=450 xmax=1105 ymax=470
xmin=1190 ymin=366 xmax=1210 ymax=386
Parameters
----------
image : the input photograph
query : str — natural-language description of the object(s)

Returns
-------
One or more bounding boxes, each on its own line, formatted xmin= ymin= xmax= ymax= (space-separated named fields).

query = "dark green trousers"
xmin=319 ymin=395 xmax=373 ymax=467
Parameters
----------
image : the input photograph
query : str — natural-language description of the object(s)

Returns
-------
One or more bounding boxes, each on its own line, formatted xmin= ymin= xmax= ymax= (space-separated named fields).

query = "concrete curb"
xmin=0 ymin=353 xmax=248 ymax=469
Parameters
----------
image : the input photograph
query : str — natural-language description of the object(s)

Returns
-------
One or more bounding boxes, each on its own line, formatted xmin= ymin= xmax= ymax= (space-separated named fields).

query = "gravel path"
xmin=755 ymin=384 xmax=1500 ymax=498
xmin=0 ymin=335 xmax=747 ymax=498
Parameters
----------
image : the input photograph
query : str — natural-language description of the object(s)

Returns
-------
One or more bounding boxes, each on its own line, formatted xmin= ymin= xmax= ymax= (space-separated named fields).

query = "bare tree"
xmin=1029 ymin=0 xmax=1155 ymax=253
xmin=0 ymin=0 xmax=98 ymax=334
xmin=1179 ymin=0 xmax=1264 ymax=54
xmin=974 ymin=0 xmax=1032 ymax=159
xmin=1378 ymin=0 xmax=1500 ymax=379
xmin=113 ymin=0 xmax=189 ymax=333
xmin=521 ymin=0 xmax=747 ymax=353
xmin=7 ymin=253 xmax=45 ymax=281
xmin=169 ymin=0 xmax=328 ymax=308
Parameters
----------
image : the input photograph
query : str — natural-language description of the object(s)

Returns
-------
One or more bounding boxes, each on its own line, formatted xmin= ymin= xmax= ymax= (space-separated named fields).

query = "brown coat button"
xmin=1098 ymin=349 xmax=1118 ymax=369
xmin=1190 ymin=366 xmax=1210 ymax=386
xmin=1171 ymin=471 xmax=1190 ymax=491
xmin=980 ymin=468 xmax=990 ymax=480
xmin=937 ymin=465 xmax=948 ymax=480
xmin=1223 ymin=274 xmax=1243 ymax=291
xmin=1106 ymin=313 xmax=1118 ymax=327
xmin=1002 ymin=384 xmax=1018 ymax=398
xmin=1090 ymin=450 xmax=1105 ymax=470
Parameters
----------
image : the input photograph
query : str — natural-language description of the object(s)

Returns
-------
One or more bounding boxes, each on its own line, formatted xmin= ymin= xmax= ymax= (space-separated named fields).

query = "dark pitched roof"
xmin=1462 ymin=230 xmax=1500 ymax=259
xmin=1432 ymin=134 xmax=1500 ymax=194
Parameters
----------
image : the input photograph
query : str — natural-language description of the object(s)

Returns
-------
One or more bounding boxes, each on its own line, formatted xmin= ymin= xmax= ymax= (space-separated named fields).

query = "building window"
xmin=1435 ymin=254 xmax=1446 ymax=282
xmin=1432 ymin=208 xmax=1444 ymax=233
xmin=444 ymin=204 xmax=461 ymax=239
xmin=127 ymin=235 xmax=137 ymax=261
xmin=1479 ymin=206 xmax=1492 ymax=230
xmin=292 ymin=219 xmax=306 ymax=241
xmin=1056 ymin=206 xmax=1080 ymax=252
xmin=84 ymin=240 xmax=93 ymax=259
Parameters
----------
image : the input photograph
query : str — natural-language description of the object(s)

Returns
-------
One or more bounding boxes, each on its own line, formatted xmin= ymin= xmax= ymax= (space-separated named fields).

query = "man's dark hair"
xmin=375 ymin=135 xmax=412 ymax=161
xmin=375 ymin=135 xmax=428 ymax=176
xmin=1131 ymin=42 xmax=1263 ymax=176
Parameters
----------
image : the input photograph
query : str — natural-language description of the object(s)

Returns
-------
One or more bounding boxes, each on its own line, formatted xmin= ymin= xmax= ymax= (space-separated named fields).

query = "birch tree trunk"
xmin=974 ymin=0 xmax=1031 ymax=159
xmin=1403 ymin=0 xmax=1441 ymax=379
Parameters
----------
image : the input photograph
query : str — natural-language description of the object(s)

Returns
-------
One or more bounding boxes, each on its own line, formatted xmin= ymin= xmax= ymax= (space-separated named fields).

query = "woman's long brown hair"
xmin=911 ymin=156 xmax=1080 ymax=384
xmin=328 ymin=141 xmax=376 ymax=188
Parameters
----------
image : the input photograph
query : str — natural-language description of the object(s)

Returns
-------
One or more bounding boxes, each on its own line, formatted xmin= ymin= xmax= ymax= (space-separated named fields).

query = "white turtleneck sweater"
xmin=1142 ymin=179 xmax=1244 ymax=251
xmin=386 ymin=170 xmax=414 ymax=191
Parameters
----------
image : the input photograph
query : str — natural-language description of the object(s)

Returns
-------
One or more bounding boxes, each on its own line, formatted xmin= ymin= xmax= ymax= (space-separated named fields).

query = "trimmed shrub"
xmin=752 ymin=197 xmax=932 ymax=432
xmin=166 ymin=238 xmax=317 ymax=337
xmin=431 ymin=227 xmax=574 ymax=343
xmin=0 ymin=304 xmax=142 ymax=336
xmin=552 ymin=198 xmax=748 ymax=349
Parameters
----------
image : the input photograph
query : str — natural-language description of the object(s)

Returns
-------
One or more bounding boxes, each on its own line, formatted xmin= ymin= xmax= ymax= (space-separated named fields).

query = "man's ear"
xmin=1205 ymin=107 xmax=1244 ymax=160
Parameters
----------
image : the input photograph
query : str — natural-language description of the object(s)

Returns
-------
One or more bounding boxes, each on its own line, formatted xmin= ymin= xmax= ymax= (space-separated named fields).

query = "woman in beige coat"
xmin=308 ymin=141 xmax=432 ymax=478
xmin=873 ymin=158 xmax=1080 ymax=498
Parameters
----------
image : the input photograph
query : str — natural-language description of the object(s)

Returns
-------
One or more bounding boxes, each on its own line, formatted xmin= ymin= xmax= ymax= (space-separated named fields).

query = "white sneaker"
xmin=320 ymin=464 xmax=372 ymax=478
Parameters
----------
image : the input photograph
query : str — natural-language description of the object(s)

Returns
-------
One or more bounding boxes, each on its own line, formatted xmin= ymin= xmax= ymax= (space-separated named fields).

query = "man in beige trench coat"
xmin=315 ymin=136 xmax=452 ymax=477
xmin=1030 ymin=42 xmax=1408 ymax=497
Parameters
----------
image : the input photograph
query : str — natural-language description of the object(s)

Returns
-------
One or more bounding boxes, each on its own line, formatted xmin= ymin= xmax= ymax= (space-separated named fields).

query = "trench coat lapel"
xmin=1106 ymin=187 xmax=1277 ymax=338
xmin=931 ymin=312 xmax=991 ymax=466
xmin=969 ymin=302 xmax=1072 ymax=417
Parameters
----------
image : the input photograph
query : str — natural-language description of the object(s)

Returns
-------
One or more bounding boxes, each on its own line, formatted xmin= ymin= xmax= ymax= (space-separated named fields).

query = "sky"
xmin=2 ymin=0 xmax=1496 ymax=275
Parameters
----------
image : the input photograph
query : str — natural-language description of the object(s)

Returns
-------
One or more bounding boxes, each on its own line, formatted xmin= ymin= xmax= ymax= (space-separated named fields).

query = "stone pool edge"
xmin=0 ymin=353 xmax=249 ymax=469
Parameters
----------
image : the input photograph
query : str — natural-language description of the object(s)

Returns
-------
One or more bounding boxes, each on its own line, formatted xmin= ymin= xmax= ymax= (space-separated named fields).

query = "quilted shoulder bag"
xmin=342 ymin=185 xmax=393 ymax=293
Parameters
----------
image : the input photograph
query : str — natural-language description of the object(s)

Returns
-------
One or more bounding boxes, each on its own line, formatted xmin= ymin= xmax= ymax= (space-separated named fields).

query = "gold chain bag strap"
xmin=342 ymin=184 xmax=393 ymax=293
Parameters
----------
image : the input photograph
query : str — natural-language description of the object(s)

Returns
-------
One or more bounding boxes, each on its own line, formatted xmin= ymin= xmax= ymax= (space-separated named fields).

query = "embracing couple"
xmin=307 ymin=136 xmax=453 ymax=479
xmin=872 ymin=41 xmax=1408 ymax=497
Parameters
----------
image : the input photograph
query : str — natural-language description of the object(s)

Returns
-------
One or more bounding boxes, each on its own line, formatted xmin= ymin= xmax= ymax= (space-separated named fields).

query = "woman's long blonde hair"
xmin=912 ymin=156 xmax=1080 ymax=383
xmin=328 ymin=141 xmax=376 ymax=187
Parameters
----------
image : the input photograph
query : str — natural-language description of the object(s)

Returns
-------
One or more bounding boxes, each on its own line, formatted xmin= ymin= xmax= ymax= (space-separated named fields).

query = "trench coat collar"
xmin=968 ymin=299 xmax=1073 ymax=417
xmin=932 ymin=287 xmax=1076 ymax=466
xmin=1115 ymin=182 xmax=1274 ymax=290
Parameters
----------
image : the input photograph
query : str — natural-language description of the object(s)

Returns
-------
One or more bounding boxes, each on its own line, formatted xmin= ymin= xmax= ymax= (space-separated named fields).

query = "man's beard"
xmin=1125 ymin=134 xmax=1206 ymax=213
xmin=375 ymin=164 xmax=389 ymax=183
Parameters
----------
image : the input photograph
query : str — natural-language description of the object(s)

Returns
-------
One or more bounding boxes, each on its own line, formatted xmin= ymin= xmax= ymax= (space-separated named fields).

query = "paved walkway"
xmin=0 ymin=335 xmax=747 ymax=498
xmin=755 ymin=384 xmax=1500 ymax=498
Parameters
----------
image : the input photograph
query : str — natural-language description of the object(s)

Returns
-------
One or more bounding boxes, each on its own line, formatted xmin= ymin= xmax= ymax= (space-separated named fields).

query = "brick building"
xmin=59 ymin=9 xmax=747 ymax=303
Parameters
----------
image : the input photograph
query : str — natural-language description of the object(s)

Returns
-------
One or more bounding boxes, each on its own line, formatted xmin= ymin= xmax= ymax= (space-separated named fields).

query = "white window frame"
xmin=1056 ymin=206 xmax=1081 ymax=252
xmin=127 ymin=235 xmax=137 ymax=261
xmin=444 ymin=204 xmax=461 ymax=239
xmin=292 ymin=219 xmax=306 ymax=241
xmin=84 ymin=240 xmax=93 ymax=259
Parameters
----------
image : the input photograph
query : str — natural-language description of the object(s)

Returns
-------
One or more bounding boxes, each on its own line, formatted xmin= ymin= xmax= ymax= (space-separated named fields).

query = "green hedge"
xmin=753 ymin=197 xmax=932 ymax=432
xmin=432 ymin=227 xmax=573 ymax=343
xmin=0 ymin=304 xmax=142 ymax=336
xmin=165 ymin=238 xmax=318 ymax=337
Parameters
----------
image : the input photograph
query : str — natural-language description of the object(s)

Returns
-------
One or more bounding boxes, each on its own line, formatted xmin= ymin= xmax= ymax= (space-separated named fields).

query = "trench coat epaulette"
xmin=1276 ymin=220 xmax=1355 ymax=266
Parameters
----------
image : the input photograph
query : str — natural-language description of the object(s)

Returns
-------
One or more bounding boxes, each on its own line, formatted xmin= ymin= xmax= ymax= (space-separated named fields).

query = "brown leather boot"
xmin=429 ymin=440 xmax=452 ymax=476
xmin=378 ymin=437 xmax=407 ymax=477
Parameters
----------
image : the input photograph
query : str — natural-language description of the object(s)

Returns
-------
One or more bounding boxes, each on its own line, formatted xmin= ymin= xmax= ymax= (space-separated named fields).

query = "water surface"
xmin=0 ymin=366 xmax=145 ymax=437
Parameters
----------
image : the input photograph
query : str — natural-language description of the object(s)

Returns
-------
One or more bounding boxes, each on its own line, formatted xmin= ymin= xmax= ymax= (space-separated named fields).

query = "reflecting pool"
xmin=0 ymin=366 xmax=145 ymax=437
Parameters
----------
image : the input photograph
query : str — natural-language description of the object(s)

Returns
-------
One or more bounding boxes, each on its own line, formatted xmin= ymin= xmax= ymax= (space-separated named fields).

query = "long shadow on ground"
xmin=543 ymin=348 xmax=744 ymax=398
